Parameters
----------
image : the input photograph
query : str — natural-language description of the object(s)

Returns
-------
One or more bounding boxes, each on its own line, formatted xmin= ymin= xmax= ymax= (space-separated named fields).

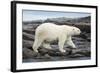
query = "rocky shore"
xmin=22 ymin=22 xmax=91 ymax=62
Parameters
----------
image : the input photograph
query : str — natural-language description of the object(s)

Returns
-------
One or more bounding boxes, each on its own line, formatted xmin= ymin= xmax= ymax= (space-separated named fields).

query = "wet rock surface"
xmin=22 ymin=23 xmax=91 ymax=63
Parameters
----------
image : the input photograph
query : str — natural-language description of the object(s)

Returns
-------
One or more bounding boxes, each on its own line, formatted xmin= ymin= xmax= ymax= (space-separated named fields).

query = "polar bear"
xmin=32 ymin=23 xmax=81 ymax=53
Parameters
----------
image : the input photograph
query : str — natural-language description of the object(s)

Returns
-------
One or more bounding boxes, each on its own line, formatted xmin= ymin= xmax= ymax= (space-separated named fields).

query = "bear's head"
xmin=71 ymin=27 xmax=81 ymax=36
xmin=63 ymin=25 xmax=81 ymax=36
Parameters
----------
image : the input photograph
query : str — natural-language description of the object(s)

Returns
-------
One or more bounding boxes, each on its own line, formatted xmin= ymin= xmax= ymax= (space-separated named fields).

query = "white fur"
xmin=32 ymin=23 xmax=81 ymax=53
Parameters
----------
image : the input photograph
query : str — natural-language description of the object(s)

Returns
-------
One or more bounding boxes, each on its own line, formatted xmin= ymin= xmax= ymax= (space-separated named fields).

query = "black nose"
xmin=80 ymin=32 xmax=83 ymax=35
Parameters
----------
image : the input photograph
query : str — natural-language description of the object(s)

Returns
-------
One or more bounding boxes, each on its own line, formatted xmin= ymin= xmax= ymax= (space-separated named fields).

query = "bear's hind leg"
xmin=32 ymin=38 xmax=43 ymax=53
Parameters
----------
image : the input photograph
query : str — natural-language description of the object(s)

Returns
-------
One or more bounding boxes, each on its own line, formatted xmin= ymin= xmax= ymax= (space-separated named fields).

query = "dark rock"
xmin=79 ymin=32 xmax=91 ymax=42
xmin=38 ymin=47 xmax=72 ymax=56
xmin=23 ymin=29 xmax=35 ymax=34
xmin=23 ymin=32 xmax=35 ymax=41
xmin=35 ymin=53 xmax=51 ymax=59
xmin=38 ymin=48 xmax=49 ymax=55
xmin=86 ymin=37 xmax=91 ymax=42
xmin=44 ymin=54 xmax=51 ymax=59
xmin=32 ymin=24 xmax=40 ymax=29
xmin=23 ymin=48 xmax=38 ymax=59
xmin=78 ymin=50 xmax=91 ymax=57
xmin=68 ymin=53 xmax=85 ymax=58
xmin=23 ymin=40 xmax=33 ymax=50
xmin=22 ymin=25 xmax=33 ymax=29
xmin=75 ymin=24 xmax=90 ymax=33
xmin=80 ymin=32 xmax=87 ymax=39
xmin=71 ymin=49 xmax=91 ymax=57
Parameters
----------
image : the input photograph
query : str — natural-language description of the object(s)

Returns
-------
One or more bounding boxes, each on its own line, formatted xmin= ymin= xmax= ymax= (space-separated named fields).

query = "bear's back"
xmin=36 ymin=23 xmax=61 ymax=33
xmin=35 ymin=23 xmax=63 ymax=39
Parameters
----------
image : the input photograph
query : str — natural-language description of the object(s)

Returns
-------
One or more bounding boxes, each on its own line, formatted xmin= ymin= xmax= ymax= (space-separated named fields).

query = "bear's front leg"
xmin=58 ymin=35 xmax=66 ymax=53
xmin=67 ymin=37 xmax=76 ymax=49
